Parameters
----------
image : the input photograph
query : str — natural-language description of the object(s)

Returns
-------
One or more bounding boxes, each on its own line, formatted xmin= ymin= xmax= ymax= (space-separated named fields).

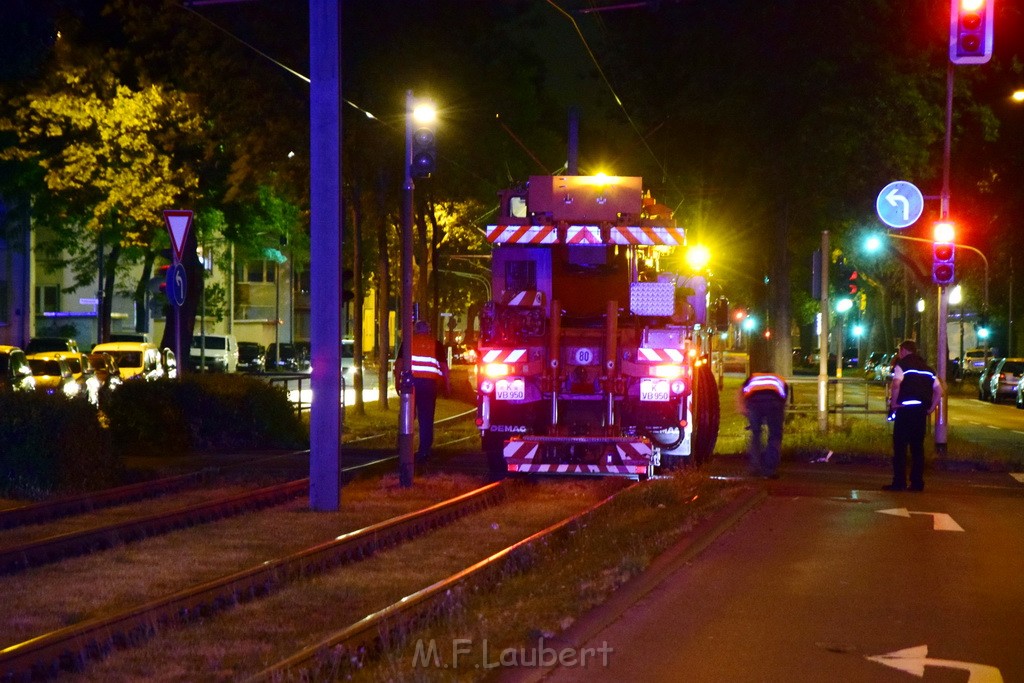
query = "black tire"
xmin=482 ymin=432 xmax=506 ymax=479
xmin=690 ymin=362 xmax=720 ymax=467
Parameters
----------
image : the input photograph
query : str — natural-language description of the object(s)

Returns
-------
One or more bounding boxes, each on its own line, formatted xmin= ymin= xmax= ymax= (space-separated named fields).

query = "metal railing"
xmin=784 ymin=376 xmax=891 ymax=416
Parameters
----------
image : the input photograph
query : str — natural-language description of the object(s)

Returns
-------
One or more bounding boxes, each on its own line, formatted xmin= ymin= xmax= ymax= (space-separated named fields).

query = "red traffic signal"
xmin=847 ymin=269 xmax=859 ymax=295
xmin=932 ymin=242 xmax=956 ymax=285
xmin=950 ymin=0 xmax=993 ymax=65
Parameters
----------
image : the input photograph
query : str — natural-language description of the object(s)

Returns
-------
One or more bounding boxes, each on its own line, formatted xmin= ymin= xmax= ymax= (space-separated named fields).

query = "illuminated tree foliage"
xmin=2 ymin=48 xmax=203 ymax=337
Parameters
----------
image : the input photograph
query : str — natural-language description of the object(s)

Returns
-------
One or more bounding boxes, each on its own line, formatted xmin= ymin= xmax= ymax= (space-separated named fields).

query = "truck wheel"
xmin=690 ymin=363 xmax=720 ymax=466
xmin=482 ymin=433 xmax=506 ymax=480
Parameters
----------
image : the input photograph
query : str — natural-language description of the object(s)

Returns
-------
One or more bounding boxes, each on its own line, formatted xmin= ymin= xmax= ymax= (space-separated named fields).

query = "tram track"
xmin=0 ymin=410 xmax=480 ymax=575
xmin=248 ymin=481 xmax=639 ymax=682
xmin=0 ymin=480 xmax=511 ymax=680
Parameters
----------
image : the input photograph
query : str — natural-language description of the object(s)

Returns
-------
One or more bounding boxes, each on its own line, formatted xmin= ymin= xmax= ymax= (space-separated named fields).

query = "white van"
xmin=189 ymin=334 xmax=239 ymax=373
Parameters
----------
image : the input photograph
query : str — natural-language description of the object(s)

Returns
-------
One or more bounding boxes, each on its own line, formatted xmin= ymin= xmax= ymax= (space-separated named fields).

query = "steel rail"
xmin=0 ymin=479 xmax=310 ymax=575
xmin=248 ymin=482 xmax=638 ymax=682
xmin=0 ymin=481 xmax=508 ymax=681
xmin=0 ymin=448 xmax=311 ymax=531
xmin=0 ymin=471 xmax=205 ymax=531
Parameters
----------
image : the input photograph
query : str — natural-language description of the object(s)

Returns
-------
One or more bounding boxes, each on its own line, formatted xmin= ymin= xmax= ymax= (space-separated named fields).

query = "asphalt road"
xmin=526 ymin=461 xmax=1024 ymax=682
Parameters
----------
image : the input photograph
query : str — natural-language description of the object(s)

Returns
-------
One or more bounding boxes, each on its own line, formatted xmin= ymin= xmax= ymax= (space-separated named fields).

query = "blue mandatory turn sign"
xmin=876 ymin=181 xmax=924 ymax=229
xmin=166 ymin=263 xmax=187 ymax=307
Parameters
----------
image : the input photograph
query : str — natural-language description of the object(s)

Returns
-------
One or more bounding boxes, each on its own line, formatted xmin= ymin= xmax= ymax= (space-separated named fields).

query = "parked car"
xmin=161 ymin=348 xmax=178 ymax=379
xmin=986 ymin=357 xmax=1024 ymax=403
xmin=962 ymin=348 xmax=992 ymax=377
xmin=109 ymin=332 xmax=151 ymax=344
xmin=61 ymin=351 xmax=102 ymax=404
xmin=26 ymin=336 xmax=80 ymax=356
xmin=0 ymin=345 xmax=36 ymax=393
xmin=341 ymin=339 xmax=354 ymax=375
xmin=978 ymin=358 xmax=1002 ymax=401
xmin=189 ymin=334 xmax=239 ymax=373
xmin=236 ymin=342 xmax=266 ymax=373
xmin=91 ymin=342 xmax=164 ymax=381
xmin=26 ymin=353 xmax=82 ymax=399
xmin=862 ymin=352 xmax=885 ymax=378
xmin=265 ymin=342 xmax=311 ymax=373
xmin=87 ymin=351 xmax=124 ymax=400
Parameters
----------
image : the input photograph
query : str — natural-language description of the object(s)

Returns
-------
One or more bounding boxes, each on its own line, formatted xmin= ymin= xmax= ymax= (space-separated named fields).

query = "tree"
xmin=2 ymin=53 xmax=203 ymax=341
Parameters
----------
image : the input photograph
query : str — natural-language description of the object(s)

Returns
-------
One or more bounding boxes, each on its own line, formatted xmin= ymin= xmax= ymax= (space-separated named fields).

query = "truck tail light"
xmin=652 ymin=364 xmax=683 ymax=379
xmin=483 ymin=362 xmax=511 ymax=378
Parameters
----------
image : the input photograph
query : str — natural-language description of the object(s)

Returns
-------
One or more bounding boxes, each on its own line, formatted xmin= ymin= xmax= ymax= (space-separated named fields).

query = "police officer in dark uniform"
xmin=740 ymin=371 xmax=789 ymax=478
xmin=885 ymin=339 xmax=942 ymax=491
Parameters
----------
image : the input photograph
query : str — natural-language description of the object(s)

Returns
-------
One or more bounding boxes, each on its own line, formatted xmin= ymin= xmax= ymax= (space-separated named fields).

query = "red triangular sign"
xmin=163 ymin=209 xmax=194 ymax=262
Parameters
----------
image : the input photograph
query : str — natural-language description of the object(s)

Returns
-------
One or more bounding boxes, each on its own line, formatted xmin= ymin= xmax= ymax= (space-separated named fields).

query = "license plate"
xmin=496 ymin=378 xmax=525 ymax=401
xmin=640 ymin=378 xmax=670 ymax=402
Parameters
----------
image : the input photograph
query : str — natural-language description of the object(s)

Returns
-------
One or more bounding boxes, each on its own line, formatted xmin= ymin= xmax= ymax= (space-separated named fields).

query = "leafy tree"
xmin=1 ymin=49 xmax=203 ymax=340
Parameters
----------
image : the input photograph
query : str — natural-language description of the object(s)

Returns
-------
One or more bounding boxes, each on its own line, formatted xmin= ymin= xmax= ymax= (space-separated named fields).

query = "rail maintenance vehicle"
xmin=476 ymin=174 xmax=721 ymax=479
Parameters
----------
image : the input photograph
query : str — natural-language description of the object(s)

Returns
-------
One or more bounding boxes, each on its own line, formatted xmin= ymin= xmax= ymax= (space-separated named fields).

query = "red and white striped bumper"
xmin=503 ymin=436 xmax=654 ymax=476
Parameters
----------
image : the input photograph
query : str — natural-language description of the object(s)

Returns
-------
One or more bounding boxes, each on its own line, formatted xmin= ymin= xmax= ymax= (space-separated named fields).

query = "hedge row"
xmin=0 ymin=392 xmax=121 ymax=497
xmin=105 ymin=374 xmax=308 ymax=455
xmin=0 ymin=375 xmax=308 ymax=497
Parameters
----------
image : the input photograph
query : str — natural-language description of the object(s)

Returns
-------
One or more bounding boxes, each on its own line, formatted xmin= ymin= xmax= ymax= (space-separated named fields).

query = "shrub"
xmin=106 ymin=375 xmax=308 ymax=455
xmin=0 ymin=393 xmax=119 ymax=497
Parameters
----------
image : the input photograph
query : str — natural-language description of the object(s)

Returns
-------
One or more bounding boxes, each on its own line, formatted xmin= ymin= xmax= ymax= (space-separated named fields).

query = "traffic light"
xmin=950 ymin=0 xmax=993 ymax=65
xmin=833 ymin=254 xmax=857 ymax=295
xmin=410 ymin=103 xmax=437 ymax=178
xmin=932 ymin=222 xmax=956 ymax=285
xmin=713 ymin=297 xmax=729 ymax=329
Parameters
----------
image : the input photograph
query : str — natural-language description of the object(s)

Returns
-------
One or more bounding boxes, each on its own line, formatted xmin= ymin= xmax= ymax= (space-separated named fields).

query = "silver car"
xmin=986 ymin=358 xmax=1024 ymax=403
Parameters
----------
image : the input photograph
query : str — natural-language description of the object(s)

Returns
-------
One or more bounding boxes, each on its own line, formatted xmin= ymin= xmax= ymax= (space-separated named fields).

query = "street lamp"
xmin=399 ymin=92 xmax=437 ymax=487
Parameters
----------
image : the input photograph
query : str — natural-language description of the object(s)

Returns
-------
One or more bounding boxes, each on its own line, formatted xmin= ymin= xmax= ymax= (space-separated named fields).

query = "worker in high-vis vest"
xmin=740 ymin=371 xmax=789 ymax=479
xmin=394 ymin=321 xmax=450 ymax=462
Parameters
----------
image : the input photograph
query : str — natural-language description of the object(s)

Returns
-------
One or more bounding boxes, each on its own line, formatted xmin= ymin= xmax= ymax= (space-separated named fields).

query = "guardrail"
xmin=261 ymin=372 xmax=315 ymax=416
xmin=784 ymin=376 xmax=891 ymax=416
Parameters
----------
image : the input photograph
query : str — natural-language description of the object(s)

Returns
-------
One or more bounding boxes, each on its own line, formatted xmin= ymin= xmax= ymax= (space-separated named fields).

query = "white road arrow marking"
xmin=886 ymin=188 xmax=910 ymax=221
xmin=877 ymin=508 xmax=964 ymax=532
xmin=1010 ymin=473 xmax=1024 ymax=484
xmin=867 ymin=645 xmax=1003 ymax=682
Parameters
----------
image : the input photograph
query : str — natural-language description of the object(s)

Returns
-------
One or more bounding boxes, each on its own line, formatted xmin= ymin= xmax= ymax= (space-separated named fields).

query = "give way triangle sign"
xmin=163 ymin=209 xmax=194 ymax=263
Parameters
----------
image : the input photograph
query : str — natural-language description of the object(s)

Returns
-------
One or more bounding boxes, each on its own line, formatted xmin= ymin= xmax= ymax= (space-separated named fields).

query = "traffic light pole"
xmin=398 ymin=90 xmax=417 ymax=488
xmin=935 ymin=61 xmax=955 ymax=455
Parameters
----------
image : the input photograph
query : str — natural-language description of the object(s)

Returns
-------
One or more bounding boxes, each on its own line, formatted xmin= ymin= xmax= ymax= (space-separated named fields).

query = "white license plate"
xmin=496 ymin=378 xmax=525 ymax=401
xmin=640 ymin=378 xmax=670 ymax=402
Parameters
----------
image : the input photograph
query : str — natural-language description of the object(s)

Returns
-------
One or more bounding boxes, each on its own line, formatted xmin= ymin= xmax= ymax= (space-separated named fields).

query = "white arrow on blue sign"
xmin=166 ymin=263 xmax=187 ymax=307
xmin=876 ymin=181 xmax=924 ymax=229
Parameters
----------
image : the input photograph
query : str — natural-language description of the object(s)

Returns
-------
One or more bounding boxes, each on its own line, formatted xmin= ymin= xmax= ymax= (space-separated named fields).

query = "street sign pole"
xmin=164 ymin=210 xmax=193 ymax=381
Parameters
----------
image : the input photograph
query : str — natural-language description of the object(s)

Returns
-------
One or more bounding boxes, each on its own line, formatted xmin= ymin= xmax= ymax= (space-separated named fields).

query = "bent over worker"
xmin=740 ymin=371 xmax=789 ymax=479
xmin=394 ymin=321 xmax=450 ymax=462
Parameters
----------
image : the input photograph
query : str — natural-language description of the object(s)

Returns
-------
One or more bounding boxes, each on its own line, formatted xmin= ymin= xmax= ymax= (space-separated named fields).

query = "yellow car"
xmin=25 ymin=352 xmax=82 ymax=399
xmin=91 ymin=342 xmax=164 ymax=381
xmin=1 ymin=345 xmax=36 ymax=393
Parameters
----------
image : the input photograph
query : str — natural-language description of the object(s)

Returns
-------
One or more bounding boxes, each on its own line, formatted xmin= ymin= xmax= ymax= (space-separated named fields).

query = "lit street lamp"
xmin=398 ymin=93 xmax=437 ymax=487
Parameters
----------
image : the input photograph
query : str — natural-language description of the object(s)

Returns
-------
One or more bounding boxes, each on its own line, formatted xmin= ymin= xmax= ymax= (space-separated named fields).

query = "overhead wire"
xmin=543 ymin=0 xmax=678 ymax=197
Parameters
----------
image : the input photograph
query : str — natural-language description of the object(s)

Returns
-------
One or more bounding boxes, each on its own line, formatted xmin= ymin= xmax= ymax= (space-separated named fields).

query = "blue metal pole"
xmin=308 ymin=0 xmax=342 ymax=510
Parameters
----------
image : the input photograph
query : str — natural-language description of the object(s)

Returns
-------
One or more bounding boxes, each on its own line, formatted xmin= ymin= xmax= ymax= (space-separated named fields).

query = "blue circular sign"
xmin=166 ymin=263 xmax=186 ymax=307
xmin=876 ymin=181 xmax=924 ymax=229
